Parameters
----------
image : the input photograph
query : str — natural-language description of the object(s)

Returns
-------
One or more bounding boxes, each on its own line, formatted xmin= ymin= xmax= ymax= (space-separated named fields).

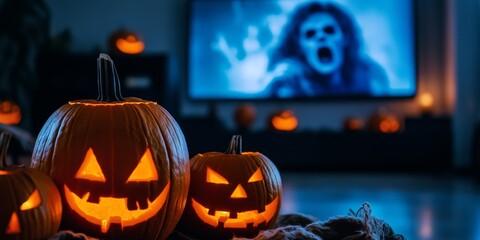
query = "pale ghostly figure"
xmin=265 ymin=1 xmax=389 ymax=98
xmin=299 ymin=12 xmax=345 ymax=75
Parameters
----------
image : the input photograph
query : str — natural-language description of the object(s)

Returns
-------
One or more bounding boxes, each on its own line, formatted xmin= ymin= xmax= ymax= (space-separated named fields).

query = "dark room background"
xmin=18 ymin=0 xmax=480 ymax=171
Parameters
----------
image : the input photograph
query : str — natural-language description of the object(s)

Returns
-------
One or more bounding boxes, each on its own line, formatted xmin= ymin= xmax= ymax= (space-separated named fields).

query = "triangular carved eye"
xmin=126 ymin=148 xmax=158 ymax=182
xmin=20 ymin=189 xmax=42 ymax=210
xmin=248 ymin=168 xmax=263 ymax=183
xmin=206 ymin=167 xmax=229 ymax=184
xmin=76 ymin=148 xmax=106 ymax=182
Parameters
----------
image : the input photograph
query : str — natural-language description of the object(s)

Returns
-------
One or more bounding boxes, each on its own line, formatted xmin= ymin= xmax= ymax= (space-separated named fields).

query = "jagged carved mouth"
xmin=317 ymin=47 xmax=333 ymax=63
xmin=63 ymin=182 xmax=169 ymax=233
xmin=191 ymin=196 xmax=279 ymax=229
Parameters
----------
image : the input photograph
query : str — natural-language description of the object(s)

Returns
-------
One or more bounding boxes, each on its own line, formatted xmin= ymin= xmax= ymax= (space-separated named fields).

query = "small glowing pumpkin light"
xmin=0 ymin=100 xmax=21 ymax=125
xmin=108 ymin=29 xmax=145 ymax=55
xmin=343 ymin=117 xmax=364 ymax=132
xmin=30 ymin=54 xmax=190 ymax=239
xmin=368 ymin=112 xmax=401 ymax=134
xmin=0 ymin=132 xmax=62 ymax=240
xmin=178 ymin=135 xmax=282 ymax=240
xmin=269 ymin=110 xmax=298 ymax=132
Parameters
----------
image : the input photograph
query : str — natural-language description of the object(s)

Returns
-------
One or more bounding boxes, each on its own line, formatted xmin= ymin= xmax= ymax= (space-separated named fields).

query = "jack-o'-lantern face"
xmin=1 ymin=132 xmax=62 ymax=240
xmin=38 ymin=100 xmax=183 ymax=239
xmin=178 ymin=135 xmax=282 ymax=239
xmin=63 ymin=147 xmax=169 ymax=233
xmin=2 ymin=184 xmax=42 ymax=235
xmin=31 ymin=54 xmax=190 ymax=240
xmin=191 ymin=166 xmax=279 ymax=229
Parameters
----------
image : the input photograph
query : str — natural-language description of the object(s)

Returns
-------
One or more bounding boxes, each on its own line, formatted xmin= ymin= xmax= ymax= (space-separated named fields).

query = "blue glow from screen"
xmin=188 ymin=0 xmax=415 ymax=99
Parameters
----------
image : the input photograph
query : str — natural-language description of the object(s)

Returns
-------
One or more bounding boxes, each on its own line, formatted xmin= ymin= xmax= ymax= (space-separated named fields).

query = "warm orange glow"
xmin=0 ymin=101 xmax=21 ymax=125
xmin=116 ymin=35 xmax=145 ymax=55
xmin=346 ymin=119 xmax=363 ymax=130
xmin=230 ymin=184 xmax=247 ymax=199
xmin=247 ymin=168 xmax=263 ymax=183
xmin=191 ymin=196 xmax=279 ymax=228
xmin=0 ymin=170 xmax=10 ymax=175
xmin=206 ymin=167 xmax=229 ymax=184
xmin=68 ymin=101 xmax=156 ymax=106
xmin=419 ymin=92 xmax=434 ymax=112
xmin=271 ymin=111 xmax=298 ymax=131
xmin=64 ymin=181 xmax=170 ymax=233
xmin=6 ymin=212 xmax=20 ymax=234
xmin=126 ymin=148 xmax=158 ymax=182
xmin=20 ymin=189 xmax=42 ymax=210
xmin=76 ymin=148 xmax=106 ymax=182
xmin=379 ymin=118 xmax=400 ymax=133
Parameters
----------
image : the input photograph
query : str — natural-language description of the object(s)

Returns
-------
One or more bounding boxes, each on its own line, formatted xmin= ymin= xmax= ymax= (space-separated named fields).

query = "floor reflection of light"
xmin=280 ymin=183 xmax=299 ymax=214
xmin=474 ymin=203 xmax=480 ymax=240
xmin=277 ymin=172 xmax=480 ymax=240
xmin=420 ymin=207 xmax=433 ymax=239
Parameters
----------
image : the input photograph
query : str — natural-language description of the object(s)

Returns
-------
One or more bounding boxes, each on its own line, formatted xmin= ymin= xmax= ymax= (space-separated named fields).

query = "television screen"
xmin=188 ymin=0 xmax=416 ymax=100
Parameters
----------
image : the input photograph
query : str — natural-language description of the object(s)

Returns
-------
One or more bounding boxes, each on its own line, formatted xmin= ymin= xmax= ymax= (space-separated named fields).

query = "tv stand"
xmin=180 ymin=116 xmax=452 ymax=172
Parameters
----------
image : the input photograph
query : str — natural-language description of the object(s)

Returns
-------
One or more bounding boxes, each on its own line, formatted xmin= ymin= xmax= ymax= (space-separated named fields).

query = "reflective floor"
xmin=279 ymin=171 xmax=480 ymax=240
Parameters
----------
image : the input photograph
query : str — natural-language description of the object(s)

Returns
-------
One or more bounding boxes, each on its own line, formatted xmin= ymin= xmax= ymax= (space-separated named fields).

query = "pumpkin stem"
xmin=97 ymin=53 xmax=124 ymax=102
xmin=0 ymin=132 xmax=12 ymax=168
xmin=225 ymin=135 xmax=242 ymax=154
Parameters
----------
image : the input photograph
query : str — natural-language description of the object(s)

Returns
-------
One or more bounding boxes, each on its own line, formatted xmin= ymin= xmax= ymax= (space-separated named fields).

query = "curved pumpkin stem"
xmin=225 ymin=135 xmax=242 ymax=154
xmin=0 ymin=132 xmax=12 ymax=168
xmin=97 ymin=53 xmax=124 ymax=102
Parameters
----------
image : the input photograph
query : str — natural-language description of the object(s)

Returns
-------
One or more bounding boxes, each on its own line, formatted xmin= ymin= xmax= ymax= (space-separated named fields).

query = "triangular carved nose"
xmin=6 ymin=212 xmax=20 ymax=234
xmin=230 ymin=184 xmax=247 ymax=198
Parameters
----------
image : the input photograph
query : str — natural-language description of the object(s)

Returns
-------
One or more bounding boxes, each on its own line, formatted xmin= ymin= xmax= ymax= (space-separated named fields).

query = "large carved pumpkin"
xmin=30 ymin=54 xmax=190 ymax=239
xmin=0 ymin=132 xmax=62 ymax=240
xmin=178 ymin=135 xmax=282 ymax=240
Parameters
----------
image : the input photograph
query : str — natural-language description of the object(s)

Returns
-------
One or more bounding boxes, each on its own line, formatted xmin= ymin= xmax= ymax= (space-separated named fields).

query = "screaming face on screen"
xmin=265 ymin=1 xmax=389 ymax=98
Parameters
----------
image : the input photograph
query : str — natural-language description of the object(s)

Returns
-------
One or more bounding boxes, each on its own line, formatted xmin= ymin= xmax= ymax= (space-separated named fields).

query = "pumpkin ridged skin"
xmin=0 ymin=133 xmax=62 ymax=240
xmin=30 ymin=54 xmax=190 ymax=240
xmin=178 ymin=135 xmax=282 ymax=240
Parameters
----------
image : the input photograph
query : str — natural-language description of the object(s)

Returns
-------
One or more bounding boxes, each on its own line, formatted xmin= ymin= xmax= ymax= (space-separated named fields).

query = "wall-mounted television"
xmin=187 ymin=0 xmax=416 ymax=100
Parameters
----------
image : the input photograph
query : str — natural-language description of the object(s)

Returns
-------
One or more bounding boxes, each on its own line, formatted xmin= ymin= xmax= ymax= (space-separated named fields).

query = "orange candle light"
xmin=419 ymin=92 xmax=434 ymax=115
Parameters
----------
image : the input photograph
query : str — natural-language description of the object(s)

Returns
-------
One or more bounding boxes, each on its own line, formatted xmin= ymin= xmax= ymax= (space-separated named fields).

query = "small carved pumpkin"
xmin=343 ymin=117 xmax=364 ymax=132
xmin=108 ymin=29 xmax=145 ymax=55
xmin=178 ymin=135 xmax=282 ymax=240
xmin=233 ymin=104 xmax=256 ymax=132
xmin=269 ymin=110 xmax=298 ymax=132
xmin=0 ymin=100 xmax=21 ymax=125
xmin=30 ymin=54 xmax=190 ymax=239
xmin=0 ymin=132 xmax=62 ymax=240
xmin=368 ymin=112 xmax=401 ymax=134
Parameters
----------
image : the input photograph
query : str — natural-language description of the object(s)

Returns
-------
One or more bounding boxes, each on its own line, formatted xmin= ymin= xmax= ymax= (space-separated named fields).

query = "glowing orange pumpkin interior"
xmin=64 ymin=147 xmax=167 ymax=233
xmin=194 ymin=167 xmax=276 ymax=228
xmin=115 ymin=34 xmax=145 ymax=55
xmin=379 ymin=117 xmax=400 ymax=133
xmin=6 ymin=188 xmax=43 ymax=234
xmin=271 ymin=110 xmax=298 ymax=131
xmin=0 ymin=100 xmax=21 ymax=125
xmin=192 ymin=196 xmax=279 ymax=229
